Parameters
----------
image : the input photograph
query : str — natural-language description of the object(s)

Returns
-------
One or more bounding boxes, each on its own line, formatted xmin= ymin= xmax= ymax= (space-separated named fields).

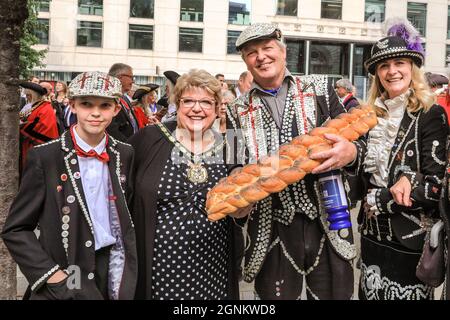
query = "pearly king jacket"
xmin=227 ymin=74 xmax=356 ymax=282
xmin=2 ymin=131 xmax=137 ymax=300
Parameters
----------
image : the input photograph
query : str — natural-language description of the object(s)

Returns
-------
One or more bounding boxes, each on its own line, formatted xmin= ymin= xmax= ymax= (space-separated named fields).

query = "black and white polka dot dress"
xmin=151 ymin=154 xmax=230 ymax=300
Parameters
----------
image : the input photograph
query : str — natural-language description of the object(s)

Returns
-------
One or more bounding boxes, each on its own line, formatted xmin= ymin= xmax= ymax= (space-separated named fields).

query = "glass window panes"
xmin=129 ymin=24 xmax=153 ymax=50
xmin=78 ymin=0 xmax=103 ymax=16
xmin=407 ymin=2 xmax=427 ymax=36
xmin=446 ymin=45 xmax=450 ymax=67
xmin=448 ymin=6 xmax=450 ymax=39
xmin=321 ymin=0 xmax=342 ymax=19
xmin=180 ymin=0 xmax=204 ymax=22
xmin=37 ymin=0 xmax=50 ymax=12
xmin=365 ymin=0 xmax=385 ymax=23
xmin=353 ymin=44 xmax=372 ymax=76
xmin=310 ymin=41 xmax=349 ymax=76
xmin=130 ymin=0 xmax=154 ymax=19
xmin=227 ymin=30 xmax=241 ymax=54
xmin=286 ymin=39 xmax=305 ymax=74
xmin=179 ymin=28 xmax=203 ymax=53
xmin=276 ymin=0 xmax=297 ymax=16
xmin=229 ymin=0 xmax=251 ymax=25
xmin=77 ymin=21 xmax=102 ymax=47
xmin=35 ymin=19 xmax=49 ymax=45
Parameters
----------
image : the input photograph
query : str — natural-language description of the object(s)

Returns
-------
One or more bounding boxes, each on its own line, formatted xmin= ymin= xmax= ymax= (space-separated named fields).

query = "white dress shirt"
xmin=73 ymin=128 xmax=116 ymax=250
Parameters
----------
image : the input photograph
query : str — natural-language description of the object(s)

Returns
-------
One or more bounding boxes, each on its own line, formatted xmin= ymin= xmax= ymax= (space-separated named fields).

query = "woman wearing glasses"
xmin=128 ymin=69 xmax=245 ymax=300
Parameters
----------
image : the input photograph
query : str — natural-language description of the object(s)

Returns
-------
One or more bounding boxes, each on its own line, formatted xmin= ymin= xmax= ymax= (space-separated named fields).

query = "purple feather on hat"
xmin=385 ymin=17 xmax=425 ymax=55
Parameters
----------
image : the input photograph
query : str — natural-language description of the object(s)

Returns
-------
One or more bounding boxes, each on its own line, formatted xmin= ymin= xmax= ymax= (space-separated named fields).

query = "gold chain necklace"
xmin=157 ymin=123 xmax=225 ymax=184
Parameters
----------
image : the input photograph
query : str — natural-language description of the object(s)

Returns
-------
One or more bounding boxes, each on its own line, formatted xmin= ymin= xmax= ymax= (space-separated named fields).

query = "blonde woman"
xmin=132 ymin=83 xmax=159 ymax=127
xmin=354 ymin=20 xmax=448 ymax=300
xmin=55 ymin=81 xmax=68 ymax=104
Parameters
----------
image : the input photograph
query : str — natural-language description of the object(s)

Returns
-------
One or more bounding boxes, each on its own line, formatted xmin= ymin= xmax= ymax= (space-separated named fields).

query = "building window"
xmin=35 ymin=19 xmax=49 ymax=45
xmin=446 ymin=45 xmax=450 ymax=67
xmin=179 ymin=28 xmax=203 ymax=53
xmin=310 ymin=41 xmax=349 ymax=76
xmin=286 ymin=39 xmax=305 ymax=75
xmin=77 ymin=21 xmax=102 ymax=47
xmin=180 ymin=0 xmax=204 ymax=22
xmin=365 ymin=0 xmax=385 ymax=23
xmin=353 ymin=44 xmax=372 ymax=76
xmin=321 ymin=0 xmax=342 ymax=19
xmin=276 ymin=0 xmax=297 ymax=16
xmin=37 ymin=0 xmax=50 ymax=12
xmin=129 ymin=24 xmax=153 ymax=50
xmin=407 ymin=2 xmax=427 ymax=36
xmin=78 ymin=0 xmax=103 ymax=16
xmin=130 ymin=0 xmax=154 ymax=19
xmin=448 ymin=6 xmax=450 ymax=39
xmin=229 ymin=0 xmax=251 ymax=25
xmin=227 ymin=30 xmax=241 ymax=54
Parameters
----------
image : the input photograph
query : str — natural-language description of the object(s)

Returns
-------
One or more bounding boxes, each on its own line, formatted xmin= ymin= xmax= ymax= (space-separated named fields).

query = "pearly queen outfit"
xmin=227 ymin=70 xmax=355 ymax=300
xmin=353 ymin=91 xmax=448 ymax=300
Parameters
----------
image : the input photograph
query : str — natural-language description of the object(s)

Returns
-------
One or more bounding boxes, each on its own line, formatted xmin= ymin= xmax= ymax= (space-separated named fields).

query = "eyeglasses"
xmin=179 ymin=98 xmax=216 ymax=110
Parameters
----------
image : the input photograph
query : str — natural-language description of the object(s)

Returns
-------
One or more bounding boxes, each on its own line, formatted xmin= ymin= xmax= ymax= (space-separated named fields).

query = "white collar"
xmin=375 ymin=89 xmax=410 ymax=116
xmin=73 ymin=126 xmax=107 ymax=154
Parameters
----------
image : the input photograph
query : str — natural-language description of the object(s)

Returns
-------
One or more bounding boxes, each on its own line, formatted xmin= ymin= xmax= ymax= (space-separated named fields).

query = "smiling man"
xmin=227 ymin=23 xmax=359 ymax=300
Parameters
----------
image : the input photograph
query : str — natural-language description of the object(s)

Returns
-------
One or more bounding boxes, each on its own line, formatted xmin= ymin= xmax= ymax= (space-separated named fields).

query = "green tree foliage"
xmin=19 ymin=0 xmax=47 ymax=79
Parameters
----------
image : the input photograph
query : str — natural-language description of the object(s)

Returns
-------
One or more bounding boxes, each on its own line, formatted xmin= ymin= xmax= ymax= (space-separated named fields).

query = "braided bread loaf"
xmin=206 ymin=105 xmax=378 ymax=221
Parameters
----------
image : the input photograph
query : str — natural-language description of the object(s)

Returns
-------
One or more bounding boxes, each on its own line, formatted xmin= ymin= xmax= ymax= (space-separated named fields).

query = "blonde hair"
xmin=170 ymin=69 xmax=222 ymax=108
xmin=367 ymin=60 xmax=435 ymax=117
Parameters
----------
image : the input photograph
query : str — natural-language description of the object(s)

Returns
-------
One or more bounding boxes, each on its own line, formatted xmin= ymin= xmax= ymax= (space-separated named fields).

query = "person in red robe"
xmin=19 ymin=81 xmax=59 ymax=175
xmin=132 ymin=83 xmax=160 ymax=128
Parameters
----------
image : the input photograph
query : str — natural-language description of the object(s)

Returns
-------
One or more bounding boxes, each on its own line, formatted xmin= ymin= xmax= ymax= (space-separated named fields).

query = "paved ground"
xmin=16 ymin=203 xmax=443 ymax=299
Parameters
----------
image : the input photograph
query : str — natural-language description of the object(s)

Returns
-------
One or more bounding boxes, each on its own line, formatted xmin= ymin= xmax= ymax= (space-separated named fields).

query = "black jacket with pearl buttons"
xmin=1 ymin=130 xmax=137 ymax=300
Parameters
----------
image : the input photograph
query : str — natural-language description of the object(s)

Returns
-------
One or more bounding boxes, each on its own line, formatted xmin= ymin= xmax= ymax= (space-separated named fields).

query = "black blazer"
xmin=439 ymin=147 xmax=450 ymax=300
xmin=128 ymin=122 xmax=242 ymax=300
xmin=353 ymin=105 xmax=448 ymax=250
xmin=1 ymin=131 xmax=137 ymax=300
xmin=107 ymin=96 xmax=139 ymax=142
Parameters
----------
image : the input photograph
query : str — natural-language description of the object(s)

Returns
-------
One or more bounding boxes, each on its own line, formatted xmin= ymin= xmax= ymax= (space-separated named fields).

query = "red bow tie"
xmin=70 ymin=125 xmax=110 ymax=163
xmin=75 ymin=148 xmax=110 ymax=163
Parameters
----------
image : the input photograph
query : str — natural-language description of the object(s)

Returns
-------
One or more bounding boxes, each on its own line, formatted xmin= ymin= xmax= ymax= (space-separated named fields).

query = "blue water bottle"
xmin=318 ymin=170 xmax=352 ymax=232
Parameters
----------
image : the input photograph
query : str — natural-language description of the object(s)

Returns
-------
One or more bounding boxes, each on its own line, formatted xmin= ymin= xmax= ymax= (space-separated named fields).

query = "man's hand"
xmin=390 ymin=175 xmax=413 ymax=207
xmin=310 ymin=133 xmax=357 ymax=174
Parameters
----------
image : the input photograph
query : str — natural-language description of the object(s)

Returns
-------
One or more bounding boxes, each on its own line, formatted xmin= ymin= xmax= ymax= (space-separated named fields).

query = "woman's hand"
xmin=227 ymin=204 xmax=254 ymax=219
xmin=147 ymin=115 xmax=159 ymax=125
xmin=363 ymin=200 xmax=377 ymax=219
xmin=311 ymin=133 xmax=357 ymax=174
xmin=389 ymin=175 xmax=413 ymax=207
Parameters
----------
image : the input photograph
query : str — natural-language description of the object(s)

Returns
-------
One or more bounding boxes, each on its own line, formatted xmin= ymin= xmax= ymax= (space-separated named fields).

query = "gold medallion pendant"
xmin=187 ymin=163 xmax=208 ymax=184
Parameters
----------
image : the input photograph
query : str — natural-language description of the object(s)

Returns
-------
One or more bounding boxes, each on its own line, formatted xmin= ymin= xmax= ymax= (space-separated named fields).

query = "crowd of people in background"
xmin=3 ymin=18 xmax=450 ymax=301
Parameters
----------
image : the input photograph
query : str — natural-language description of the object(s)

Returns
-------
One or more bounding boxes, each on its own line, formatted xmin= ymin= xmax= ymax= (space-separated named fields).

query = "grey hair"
xmin=108 ymin=63 xmax=132 ymax=77
xmin=222 ymin=89 xmax=236 ymax=102
xmin=335 ymin=79 xmax=353 ymax=92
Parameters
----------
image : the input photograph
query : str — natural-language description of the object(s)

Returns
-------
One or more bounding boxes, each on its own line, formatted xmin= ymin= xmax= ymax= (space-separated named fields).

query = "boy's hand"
xmin=47 ymin=270 xmax=68 ymax=284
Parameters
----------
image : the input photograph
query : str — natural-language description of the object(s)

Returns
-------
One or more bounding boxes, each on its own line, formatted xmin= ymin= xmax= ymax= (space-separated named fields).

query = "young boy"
xmin=2 ymin=71 xmax=137 ymax=300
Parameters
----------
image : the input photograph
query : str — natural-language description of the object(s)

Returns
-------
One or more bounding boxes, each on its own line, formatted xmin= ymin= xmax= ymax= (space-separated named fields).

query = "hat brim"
xmin=19 ymin=81 xmax=47 ymax=96
xmin=236 ymin=30 xmax=281 ymax=51
xmin=69 ymin=94 xmax=121 ymax=101
xmin=365 ymin=50 xmax=424 ymax=75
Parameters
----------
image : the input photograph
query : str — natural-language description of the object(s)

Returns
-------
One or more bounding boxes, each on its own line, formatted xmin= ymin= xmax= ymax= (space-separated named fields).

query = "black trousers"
xmin=254 ymin=214 xmax=354 ymax=300
xmin=95 ymin=245 xmax=112 ymax=300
